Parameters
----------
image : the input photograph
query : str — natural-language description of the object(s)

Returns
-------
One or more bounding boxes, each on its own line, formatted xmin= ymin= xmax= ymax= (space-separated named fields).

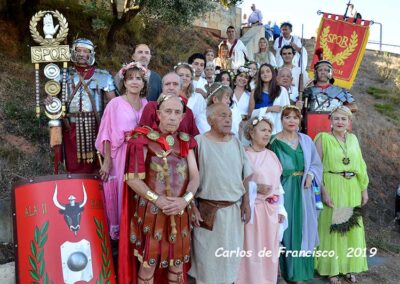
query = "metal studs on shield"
xmin=61 ymin=239 xmax=93 ymax=283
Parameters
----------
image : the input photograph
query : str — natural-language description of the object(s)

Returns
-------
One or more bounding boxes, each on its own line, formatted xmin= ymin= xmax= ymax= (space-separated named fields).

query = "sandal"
xmin=329 ymin=275 xmax=342 ymax=284
xmin=345 ymin=273 xmax=357 ymax=283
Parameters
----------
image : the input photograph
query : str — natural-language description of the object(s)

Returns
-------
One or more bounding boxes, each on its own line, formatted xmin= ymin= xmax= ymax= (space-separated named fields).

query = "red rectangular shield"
xmin=13 ymin=174 xmax=116 ymax=284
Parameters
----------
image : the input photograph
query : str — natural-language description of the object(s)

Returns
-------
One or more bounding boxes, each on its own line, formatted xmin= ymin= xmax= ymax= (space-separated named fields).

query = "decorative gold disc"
xmin=44 ymin=80 xmax=61 ymax=96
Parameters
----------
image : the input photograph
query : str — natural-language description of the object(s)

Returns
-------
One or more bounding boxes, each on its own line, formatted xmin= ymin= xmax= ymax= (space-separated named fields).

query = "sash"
xmin=229 ymin=39 xmax=238 ymax=57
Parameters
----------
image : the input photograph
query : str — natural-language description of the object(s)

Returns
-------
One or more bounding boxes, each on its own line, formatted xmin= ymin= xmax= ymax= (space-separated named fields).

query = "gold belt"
xmin=291 ymin=171 xmax=304 ymax=176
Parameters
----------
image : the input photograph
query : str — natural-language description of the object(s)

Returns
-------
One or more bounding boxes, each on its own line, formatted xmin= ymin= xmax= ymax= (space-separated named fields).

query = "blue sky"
xmin=240 ymin=0 xmax=400 ymax=53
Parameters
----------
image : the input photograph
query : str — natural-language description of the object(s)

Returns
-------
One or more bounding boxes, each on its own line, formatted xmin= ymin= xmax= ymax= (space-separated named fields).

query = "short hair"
xmin=280 ymin=22 xmax=293 ymax=30
xmin=227 ymin=25 xmax=235 ymax=31
xmin=243 ymin=117 xmax=274 ymax=141
xmin=188 ymin=53 xmax=206 ymax=65
xmin=134 ymin=43 xmax=150 ymax=53
xmin=206 ymin=103 xmax=230 ymax=122
xmin=281 ymin=105 xmax=301 ymax=120
xmin=280 ymin=44 xmax=296 ymax=56
xmin=277 ymin=67 xmax=293 ymax=79
xmin=329 ymin=106 xmax=353 ymax=120
xmin=157 ymin=94 xmax=186 ymax=113
xmin=204 ymin=48 xmax=215 ymax=56
xmin=162 ymin=72 xmax=182 ymax=89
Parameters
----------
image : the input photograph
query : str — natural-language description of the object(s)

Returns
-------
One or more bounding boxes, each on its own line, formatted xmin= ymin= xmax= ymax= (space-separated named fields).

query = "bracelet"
xmin=307 ymin=172 xmax=314 ymax=179
xmin=145 ymin=190 xmax=159 ymax=202
xmin=183 ymin=192 xmax=194 ymax=204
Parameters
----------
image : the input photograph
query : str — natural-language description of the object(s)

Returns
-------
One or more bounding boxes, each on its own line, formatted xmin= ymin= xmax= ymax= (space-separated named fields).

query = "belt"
xmin=291 ymin=171 xmax=304 ymax=176
xmin=328 ymin=171 xmax=356 ymax=179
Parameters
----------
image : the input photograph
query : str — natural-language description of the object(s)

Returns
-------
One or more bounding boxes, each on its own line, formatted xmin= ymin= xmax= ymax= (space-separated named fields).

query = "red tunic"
xmin=118 ymin=127 xmax=196 ymax=284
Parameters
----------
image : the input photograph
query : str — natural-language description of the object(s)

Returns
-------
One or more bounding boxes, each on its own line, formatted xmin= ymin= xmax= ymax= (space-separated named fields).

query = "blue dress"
xmin=255 ymin=92 xmax=273 ymax=109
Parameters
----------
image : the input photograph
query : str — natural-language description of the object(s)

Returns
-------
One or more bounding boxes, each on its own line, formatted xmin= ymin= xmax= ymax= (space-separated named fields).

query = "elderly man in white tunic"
xmin=189 ymin=103 xmax=252 ymax=284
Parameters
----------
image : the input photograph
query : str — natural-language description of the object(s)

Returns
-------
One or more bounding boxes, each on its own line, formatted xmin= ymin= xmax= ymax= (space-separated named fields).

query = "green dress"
xmin=314 ymin=132 xmax=369 ymax=276
xmin=270 ymin=137 xmax=315 ymax=282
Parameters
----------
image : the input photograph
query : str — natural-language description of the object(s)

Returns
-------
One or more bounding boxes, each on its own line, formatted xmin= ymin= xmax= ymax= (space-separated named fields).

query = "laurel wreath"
xmin=29 ymin=10 xmax=69 ymax=46
xmin=320 ymin=26 xmax=358 ymax=66
xmin=94 ymin=217 xmax=112 ymax=284
xmin=29 ymin=221 xmax=53 ymax=284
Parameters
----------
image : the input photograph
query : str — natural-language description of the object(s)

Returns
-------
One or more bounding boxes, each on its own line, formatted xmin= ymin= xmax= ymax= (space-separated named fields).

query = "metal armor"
xmin=304 ymin=85 xmax=354 ymax=112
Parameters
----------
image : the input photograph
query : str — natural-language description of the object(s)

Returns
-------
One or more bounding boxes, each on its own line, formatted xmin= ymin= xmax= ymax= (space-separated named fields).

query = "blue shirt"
xmin=255 ymin=92 xmax=273 ymax=109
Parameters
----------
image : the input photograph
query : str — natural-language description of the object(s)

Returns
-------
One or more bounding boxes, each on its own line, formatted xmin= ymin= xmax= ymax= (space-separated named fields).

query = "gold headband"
xmin=282 ymin=105 xmax=300 ymax=112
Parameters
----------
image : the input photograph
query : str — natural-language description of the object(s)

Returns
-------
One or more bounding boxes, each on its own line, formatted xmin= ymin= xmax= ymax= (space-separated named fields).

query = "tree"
xmin=105 ymin=0 xmax=242 ymax=50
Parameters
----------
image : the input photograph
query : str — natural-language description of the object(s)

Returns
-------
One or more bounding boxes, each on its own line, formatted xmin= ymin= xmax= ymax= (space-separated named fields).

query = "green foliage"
xmin=374 ymin=103 xmax=400 ymax=122
xmin=367 ymin=86 xmax=389 ymax=99
xmin=3 ymin=100 xmax=48 ymax=143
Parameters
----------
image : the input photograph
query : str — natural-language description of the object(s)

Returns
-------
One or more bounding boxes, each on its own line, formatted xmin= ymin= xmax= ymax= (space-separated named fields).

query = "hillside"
xmin=1 ymin=14 xmax=400 ymax=283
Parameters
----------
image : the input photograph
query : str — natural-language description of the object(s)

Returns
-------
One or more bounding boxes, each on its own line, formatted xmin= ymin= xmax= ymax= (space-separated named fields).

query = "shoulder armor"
xmin=179 ymin=132 xmax=190 ymax=142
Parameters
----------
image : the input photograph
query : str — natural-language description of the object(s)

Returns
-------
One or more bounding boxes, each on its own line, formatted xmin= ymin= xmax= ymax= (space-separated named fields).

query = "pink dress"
xmin=236 ymin=149 xmax=283 ymax=284
xmin=95 ymin=96 xmax=147 ymax=239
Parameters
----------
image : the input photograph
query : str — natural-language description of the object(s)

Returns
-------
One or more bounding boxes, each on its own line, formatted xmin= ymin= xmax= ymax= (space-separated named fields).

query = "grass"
xmin=367 ymin=86 xmax=390 ymax=99
xmin=374 ymin=103 xmax=400 ymax=122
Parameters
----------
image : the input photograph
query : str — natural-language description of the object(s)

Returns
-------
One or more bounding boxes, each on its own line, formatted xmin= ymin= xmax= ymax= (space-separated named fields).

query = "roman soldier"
xmin=303 ymin=49 xmax=357 ymax=113
xmin=47 ymin=38 xmax=116 ymax=173
xmin=302 ymin=49 xmax=357 ymax=137
xmin=118 ymin=96 xmax=199 ymax=284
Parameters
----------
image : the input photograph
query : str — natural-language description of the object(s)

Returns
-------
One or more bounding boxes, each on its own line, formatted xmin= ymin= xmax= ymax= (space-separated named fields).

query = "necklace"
xmin=280 ymin=134 xmax=298 ymax=149
xmin=250 ymin=145 xmax=265 ymax=152
xmin=332 ymin=131 xmax=350 ymax=165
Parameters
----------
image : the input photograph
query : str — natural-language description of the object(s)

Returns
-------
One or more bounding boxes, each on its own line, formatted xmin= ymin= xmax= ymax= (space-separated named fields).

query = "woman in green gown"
xmin=314 ymin=106 xmax=369 ymax=284
xmin=270 ymin=106 xmax=323 ymax=283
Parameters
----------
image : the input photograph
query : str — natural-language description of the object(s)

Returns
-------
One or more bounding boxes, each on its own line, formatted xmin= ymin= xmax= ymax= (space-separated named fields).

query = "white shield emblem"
xmin=60 ymin=239 xmax=93 ymax=283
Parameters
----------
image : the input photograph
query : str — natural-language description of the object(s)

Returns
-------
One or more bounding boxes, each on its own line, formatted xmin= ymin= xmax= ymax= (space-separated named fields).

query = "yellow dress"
xmin=314 ymin=132 xmax=369 ymax=276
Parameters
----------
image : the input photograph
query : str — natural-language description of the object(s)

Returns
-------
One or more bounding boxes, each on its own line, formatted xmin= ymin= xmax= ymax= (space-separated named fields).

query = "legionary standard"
xmin=30 ymin=10 xmax=70 ymax=173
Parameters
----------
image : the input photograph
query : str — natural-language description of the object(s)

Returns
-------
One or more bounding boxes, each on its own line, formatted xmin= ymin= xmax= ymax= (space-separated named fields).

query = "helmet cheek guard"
xmin=70 ymin=38 xmax=96 ymax=66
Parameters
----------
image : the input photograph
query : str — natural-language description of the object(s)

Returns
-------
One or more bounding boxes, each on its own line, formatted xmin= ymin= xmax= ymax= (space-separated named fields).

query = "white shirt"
xmin=187 ymin=92 xmax=209 ymax=134
xmin=274 ymin=35 xmax=308 ymax=71
xmin=221 ymin=39 xmax=248 ymax=71
xmin=290 ymin=66 xmax=309 ymax=101
xmin=193 ymin=77 xmax=208 ymax=93
xmin=231 ymin=91 xmax=250 ymax=143
xmin=250 ymin=86 xmax=290 ymax=134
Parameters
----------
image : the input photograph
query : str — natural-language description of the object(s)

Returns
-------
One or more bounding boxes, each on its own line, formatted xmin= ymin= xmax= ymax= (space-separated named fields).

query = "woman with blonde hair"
xmin=315 ymin=106 xmax=369 ymax=284
xmin=254 ymin=37 xmax=277 ymax=67
xmin=215 ymin=43 xmax=233 ymax=70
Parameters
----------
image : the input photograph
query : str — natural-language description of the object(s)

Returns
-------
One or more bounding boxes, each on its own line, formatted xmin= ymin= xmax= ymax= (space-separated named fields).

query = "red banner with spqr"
xmin=309 ymin=13 xmax=370 ymax=89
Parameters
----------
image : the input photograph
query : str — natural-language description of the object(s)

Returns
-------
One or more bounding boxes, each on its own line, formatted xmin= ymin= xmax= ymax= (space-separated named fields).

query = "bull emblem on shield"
xmin=53 ymin=183 xmax=87 ymax=235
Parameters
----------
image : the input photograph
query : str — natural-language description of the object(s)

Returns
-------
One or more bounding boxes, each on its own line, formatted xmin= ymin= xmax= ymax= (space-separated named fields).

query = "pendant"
xmin=342 ymin=157 xmax=350 ymax=165
xmin=166 ymin=135 xmax=175 ymax=147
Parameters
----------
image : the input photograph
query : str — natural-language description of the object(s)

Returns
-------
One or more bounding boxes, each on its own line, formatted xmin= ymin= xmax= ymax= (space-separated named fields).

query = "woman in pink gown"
xmin=236 ymin=117 xmax=287 ymax=284
xmin=96 ymin=65 xmax=148 ymax=239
